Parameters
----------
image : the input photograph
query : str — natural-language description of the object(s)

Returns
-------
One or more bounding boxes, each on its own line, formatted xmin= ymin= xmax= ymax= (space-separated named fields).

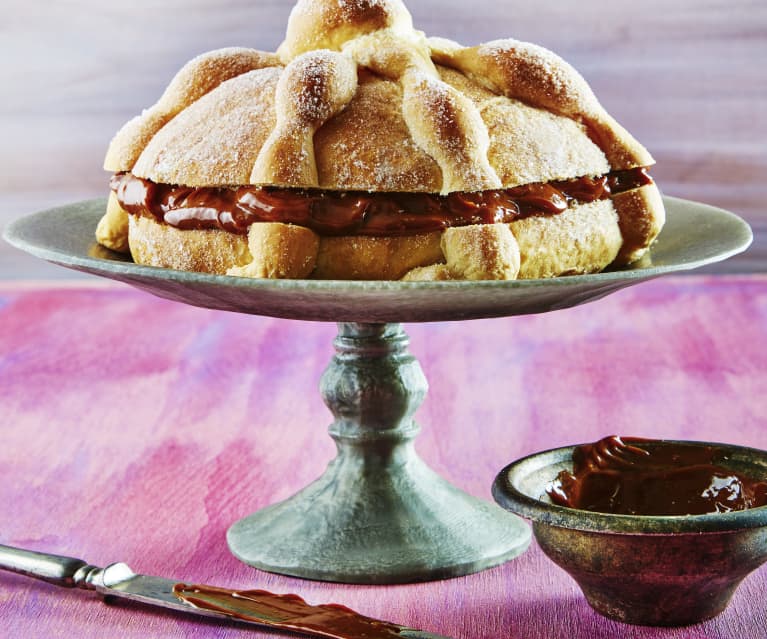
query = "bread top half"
xmin=104 ymin=0 xmax=654 ymax=195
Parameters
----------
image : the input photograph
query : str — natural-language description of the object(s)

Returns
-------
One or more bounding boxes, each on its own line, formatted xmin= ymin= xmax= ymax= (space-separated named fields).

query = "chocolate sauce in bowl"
xmin=547 ymin=436 xmax=767 ymax=516
xmin=112 ymin=167 xmax=652 ymax=237
xmin=172 ymin=583 xmax=407 ymax=638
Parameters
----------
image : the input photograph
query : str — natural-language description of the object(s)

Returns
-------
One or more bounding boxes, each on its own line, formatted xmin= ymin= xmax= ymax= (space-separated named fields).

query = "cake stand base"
xmin=227 ymin=323 xmax=530 ymax=583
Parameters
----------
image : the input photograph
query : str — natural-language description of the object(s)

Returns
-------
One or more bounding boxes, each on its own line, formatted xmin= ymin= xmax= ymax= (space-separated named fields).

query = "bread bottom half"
xmin=121 ymin=183 xmax=663 ymax=281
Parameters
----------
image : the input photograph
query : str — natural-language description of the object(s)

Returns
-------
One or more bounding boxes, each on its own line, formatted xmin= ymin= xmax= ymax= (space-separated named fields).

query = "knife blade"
xmin=0 ymin=544 xmax=454 ymax=639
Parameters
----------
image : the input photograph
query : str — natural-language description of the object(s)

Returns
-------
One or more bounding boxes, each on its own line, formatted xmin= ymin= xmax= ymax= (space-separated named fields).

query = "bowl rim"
xmin=492 ymin=439 xmax=767 ymax=534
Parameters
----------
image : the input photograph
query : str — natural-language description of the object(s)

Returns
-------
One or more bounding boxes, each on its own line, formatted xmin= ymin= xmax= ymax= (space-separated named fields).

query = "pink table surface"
xmin=1 ymin=275 xmax=766 ymax=639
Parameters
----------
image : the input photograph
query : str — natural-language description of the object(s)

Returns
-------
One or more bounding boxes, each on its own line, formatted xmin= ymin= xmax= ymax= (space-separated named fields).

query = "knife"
xmin=0 ymin=544 xmax=453 ymax=639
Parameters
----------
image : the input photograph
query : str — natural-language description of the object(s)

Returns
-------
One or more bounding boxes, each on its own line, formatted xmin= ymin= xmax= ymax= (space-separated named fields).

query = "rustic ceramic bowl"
xmin=492 ymin=440 xmax=767 ymax=626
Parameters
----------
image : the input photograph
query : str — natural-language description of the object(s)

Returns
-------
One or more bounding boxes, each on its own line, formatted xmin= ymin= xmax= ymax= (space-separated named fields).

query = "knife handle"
xmin=0 ymin=544 xmax=102 ymax=589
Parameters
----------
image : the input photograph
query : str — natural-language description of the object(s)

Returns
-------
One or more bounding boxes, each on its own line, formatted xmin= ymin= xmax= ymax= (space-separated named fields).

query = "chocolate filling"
xmin=172 ymin=583 xmax=406 ymax=638
xmin=547 ymin=436 xmax=767 ymax=516
xmin=112 ymin=167 xmax=653 ymax=237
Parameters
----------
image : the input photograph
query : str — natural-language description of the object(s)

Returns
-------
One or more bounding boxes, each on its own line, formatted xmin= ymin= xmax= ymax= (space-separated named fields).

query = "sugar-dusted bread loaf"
xmin=97 ymin=0 xmax=665 ymax=281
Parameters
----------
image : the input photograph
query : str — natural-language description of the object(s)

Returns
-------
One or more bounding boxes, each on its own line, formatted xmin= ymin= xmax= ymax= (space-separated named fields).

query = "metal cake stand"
xmin=4 ymin=196 xmax=752 ymax=583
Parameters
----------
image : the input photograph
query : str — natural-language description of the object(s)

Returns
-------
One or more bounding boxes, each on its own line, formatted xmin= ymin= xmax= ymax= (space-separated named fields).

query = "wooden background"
xmin=1 ymin=0 xmax=765 ymax=277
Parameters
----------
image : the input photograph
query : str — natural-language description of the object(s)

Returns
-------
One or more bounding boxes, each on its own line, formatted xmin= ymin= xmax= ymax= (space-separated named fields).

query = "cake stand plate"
xmin=3 ymin=196 xmax=752 ymax=583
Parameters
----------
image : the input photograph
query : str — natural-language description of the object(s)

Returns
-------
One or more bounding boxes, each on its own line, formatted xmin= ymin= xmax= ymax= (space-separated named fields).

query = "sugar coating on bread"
xmin=511 ymin=199 xmax=623 ymax=279
xmin=105 ymin=0 xmax=653 ymax=192
xmin=277 ymin=0 xmax=414 ymax=62
xmin=314 ymin=75 xmax=442 ymax=190
xmin=101 ymin=0 xmax=665 ymax=281
xmin=441 ymin=224 xmax=520 ymax=280
xmin=251 ymin=50 xmax=358 ymax=186
xmin=104 ymin=48 xmax=280 ymax=173
xmin=437 ymin=40 xmax=654 ymax=169
xmin=402 ymin=70 xmax=501 ymax=194
xmin=227 ymin=223 xmax=320 ymax=279
xmin=133 ymin=67 xmax=282 ymax=185
xmin=480 ymin=97 xmax=609 ymax=187
xmin=128 ymin=215 xmax=252 ymax=274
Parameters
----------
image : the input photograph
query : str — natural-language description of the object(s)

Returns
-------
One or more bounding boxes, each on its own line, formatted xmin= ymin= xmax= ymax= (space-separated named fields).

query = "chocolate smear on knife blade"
xmin=173 ymin=583 xmax=408 ymax=638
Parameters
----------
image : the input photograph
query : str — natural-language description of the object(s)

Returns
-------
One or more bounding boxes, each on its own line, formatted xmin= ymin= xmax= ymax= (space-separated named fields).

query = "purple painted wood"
xmin=1 ymin=276 xmax=766 ymax=638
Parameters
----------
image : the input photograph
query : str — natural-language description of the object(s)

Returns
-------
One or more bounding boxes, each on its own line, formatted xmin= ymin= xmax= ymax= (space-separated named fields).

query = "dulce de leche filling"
xmin=547 ymin=436 xmax=767 ymax=516
xmin=112 ymin=167 xmax=653 ymax=238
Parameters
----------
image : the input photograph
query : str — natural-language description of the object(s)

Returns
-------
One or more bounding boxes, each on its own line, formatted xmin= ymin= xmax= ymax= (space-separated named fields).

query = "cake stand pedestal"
xmin=4 ymin=196 xmax=752 ymax=583
xmin=228 ymin=322 xmax=529 ymax=582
